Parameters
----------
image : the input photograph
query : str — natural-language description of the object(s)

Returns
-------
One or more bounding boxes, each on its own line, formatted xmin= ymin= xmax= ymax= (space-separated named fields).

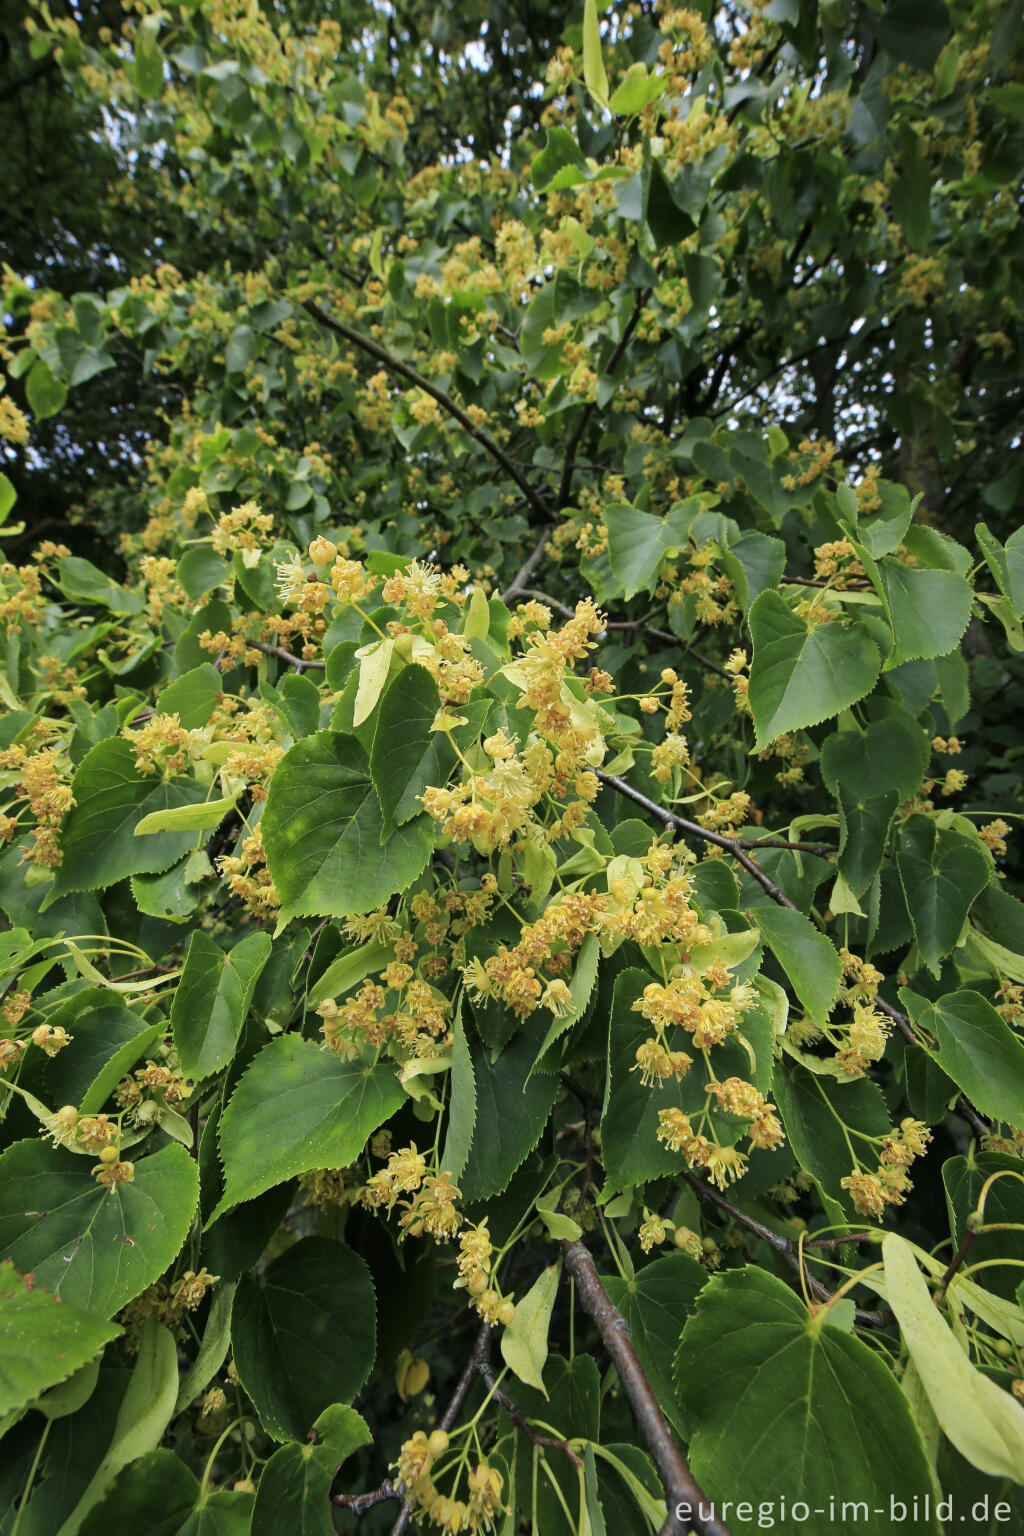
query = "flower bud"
xmin=498 ymin=1300 xmax=516 ymax=1326
xmin=308 ymin=536 xmax=337 ymax=565
xmin=428 ymin=1429 xmax=450 ymax=1456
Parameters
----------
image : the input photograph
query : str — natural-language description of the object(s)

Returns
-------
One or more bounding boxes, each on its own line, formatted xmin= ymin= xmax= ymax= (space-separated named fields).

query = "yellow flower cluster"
xmin=364 ymin=1145 xmax=463 ymax=1242
xmin=394 ymin=1429 xmax=505 ymax=1535
xmin=464 ymin=890 xmax=603 ymax=1018
xmin=841 ymin=1118 xmax=932 ymax=1218
xmin=317 ymin=963 xmax=450 ymax=1059
xmin=454 ymin=1222 xmax=516 ymax=1326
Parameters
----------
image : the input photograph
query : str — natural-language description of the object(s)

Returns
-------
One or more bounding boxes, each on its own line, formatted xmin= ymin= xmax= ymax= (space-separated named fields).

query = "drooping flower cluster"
xmin=463 ymin=890 xmax=604 ymax=1019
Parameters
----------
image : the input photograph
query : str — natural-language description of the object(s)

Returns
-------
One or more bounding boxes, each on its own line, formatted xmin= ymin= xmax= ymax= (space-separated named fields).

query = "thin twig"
xmin=251 ymin=641 xmax=325 ymax=670
xmin=332 ymin=1479 xmax=401 ymax=1515
xmin=558 ymin=287 xmax=652 ymax=510
xmin=478 ymin=1360 xmax=583 ymax=1468
xmin=684 ymin=1175 xmax=893 ymax=1327
xmin=501 ymin=528 xmax=553 ymax=604
xmin=304 ymin=300 xmax=550 ymax=527
xmin=596 ymin=770 xmax=800 ymax=908
xmin=388 ymin=1321 xmax=491 ymax=1536
xmin=561 ymin=1238 xmax=732 ymax=1536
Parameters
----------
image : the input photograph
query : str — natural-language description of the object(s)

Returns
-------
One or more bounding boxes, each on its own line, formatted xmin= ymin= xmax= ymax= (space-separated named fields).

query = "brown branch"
xmin=501 ymin=528 xmax=553 ymax=604
xmin=558 ymin=287 xmax=652 ymax=510
xmin=251 ymin=641 xmax=325 ymax=670
xmin=332 ymin=1479 xmax=401 ymax=1515
xmin=936 ymin=1224 xmax=980 ymax=1300
xmin=303 ymin=300 xmax=550 ymax=527
xmin=684 ymin=1175 xmax=893 ymax=1328
xmin=388 ymin=1320 xmax=491 ymax=1536
xmin=477 ymin=1360 xmax=583 ymax=1468
xmin=561 ymin=1238 xmax=732 ymax=1536
xmin=595 ymin=770 xmax=801 ymax=908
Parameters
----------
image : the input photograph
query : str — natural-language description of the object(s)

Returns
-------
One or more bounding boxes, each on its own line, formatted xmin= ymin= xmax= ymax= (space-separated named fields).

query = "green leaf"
xmin=156 ymin=663 xmax=222 ymax=729
xmin=899 ymin=988 xmax=1024 ymax=1127
xmin=0 ymin=1141 xmax=199 ymax=1316
xmin=134 ymin=15 xmax=164 ymax=99
xmin=48 ymin=739 xmax=209 ymax=901
xmin=871 ymin=0 xmax=951 ymax=69
xmin=440 ymin=1001 xmax=476 ymax=1182
xmin=582 ymin=0 xmax=609 ymax=106
xmin=836 ymin=786 xmax=898 ymax=897
xmin=171 ymin=929 xmax=272 ymax=1082
xmin=78 ymin=1448 xmax=253 ymax=1536
xmin=604 ymin=502 xmax=697 ymax=600
xmin=134 ymin=794 xmax=237 ymax=836
xmin=500 ymin=1261 xmax=560 ymax=1395
xmin=531 ymin=127 xmax=589 ymax=191
xmin=231 ymin=1237 xmax=376 ymax=1441
xmin=896 ymin=815 xmax=990 ymax=976
xmin=177 ymin=545 xmax=229 ymax=600
xmin=678 ymin=1269 xmax=940 ymax=1529
xmin=369 ymin=664 xmax=485 ymax=832
xmin=605 ymin=1253 xmax=705 ymax=1438
xmin=251 ymin=1404 xmax=371 ymax=1536
xmin=891 ymin=129 xmax=932 ymax=251
xmin=0 ymin=1262 xmax=120 ymax=1416
xmin=261 ymin=731 xmax=434 ymax=926
xmin=774 ymin=1062 xmax=893 ymax=1214
xmin=26 ymin=358 xmax=68 ymax=419
xmin=883 ymin=1234 xmax=1024 ymax=1480
xmin=0 ymin=471 xmax=16 ymax=522
xmin=819 ymin=713 xmax=929 ymax=802
xmin=56 ymin=557 xmax=142 ymax=616
xmin=458 ymin=1023 xmax=559 ymax=1203
xmin=720 ymin=531 xmax=786 ymax=612
xmin=306 ymin=940 xmax=393 ymax=1008
xmin=609 ymin=62 xmax=664 ymax=115
xmin=214 ymin=1034 xmax=404 ymax=1216
xmin=751 ymin=906 xmax=841 ymax=1022
xmin=875 ymin=561 xmax=972 ymax=664
xmin=747 ymin=592 xmax=881 ymax=750
xmin=977 ymin=522 xmax=1024 ymax=618
xmin=36 ymin=992 xmax=162 ymax=1113
xmin=58 ymin=1318 xmax=179 ymax=1536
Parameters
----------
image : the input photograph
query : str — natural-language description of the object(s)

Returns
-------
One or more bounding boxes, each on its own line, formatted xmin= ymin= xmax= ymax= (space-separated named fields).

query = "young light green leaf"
xmin=57 ymin=1317 xmax=179 ymax=1536
xmin=501 ymin=1261 xmax=561 ymax=1395
xmin=440 ymin=1000 xmax=476 ymax=1183
xmin=582 ymin=0 xmax=610 ymax=107
xmin=352 ymin=637 xmax=394 ymax=726
xmin=883 ymin=1233 xmax=1024 ymax=1481
xmin=307 ymin=940 xmax=394 ymax=1008
xmin=134 ymin=792 xmax=237 ymax=836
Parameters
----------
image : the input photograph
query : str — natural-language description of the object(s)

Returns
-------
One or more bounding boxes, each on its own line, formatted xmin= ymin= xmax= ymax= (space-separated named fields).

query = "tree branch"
xmin=501 ymin=528 xmax=553 ymax=603
xmin=251 ymin=641 xmax=325 ymax=670
xmin=558 ymin=287 xmax=652 ymax=510
xmin=477 ymin=1360 xmax=583 ymax=1468
xmin=388 ymin=1320 xmax=491 ymax=1536
xmin=595 ymin=770 xmax=802 ymax=908
xmin=561 ymin=1238 xmax=732 ymax=1536
xmin=303 ymin=300 xmax=550 ymax=526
